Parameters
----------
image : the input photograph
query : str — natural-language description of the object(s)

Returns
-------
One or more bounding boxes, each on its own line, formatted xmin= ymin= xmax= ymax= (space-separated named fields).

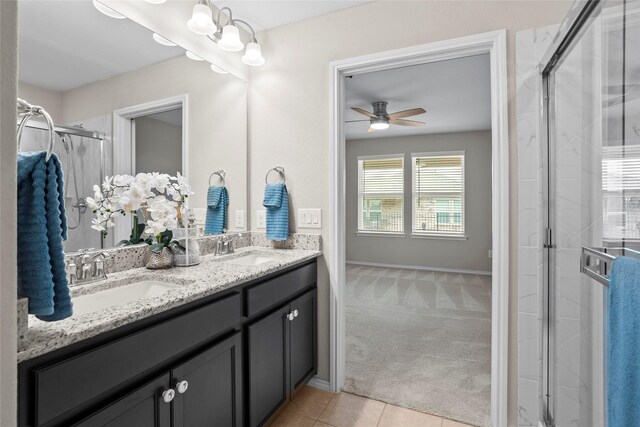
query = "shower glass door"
xmin=543 ymin=0 xmax=640 ymax=426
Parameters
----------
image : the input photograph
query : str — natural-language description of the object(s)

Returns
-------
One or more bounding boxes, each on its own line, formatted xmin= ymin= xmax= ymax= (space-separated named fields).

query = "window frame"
xmin=411 ymin=151 xmax=467 ymax=239
xmin=357 ymin=153 xmax=405 ymax=236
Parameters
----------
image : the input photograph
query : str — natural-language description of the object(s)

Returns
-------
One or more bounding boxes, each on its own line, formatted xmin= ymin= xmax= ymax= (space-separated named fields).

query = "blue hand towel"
xmin=263 ymin=183 xmax=289 ymax=241
xmin=204 ymin=186 xmax=228 ymax=235
xmin=17 ymin=152 xmax=72 ymax=321
xmin=608 ymin=255 xmax=640 ymax=426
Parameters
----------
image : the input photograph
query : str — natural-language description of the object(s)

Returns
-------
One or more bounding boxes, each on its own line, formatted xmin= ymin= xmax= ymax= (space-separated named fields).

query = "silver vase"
xmin=145 ymin=247 xmax=173 ymax=269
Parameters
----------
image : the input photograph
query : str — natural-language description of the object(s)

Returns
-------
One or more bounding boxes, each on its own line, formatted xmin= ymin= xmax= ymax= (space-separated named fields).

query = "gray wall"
xmin=135 ymin=116 xmax=182 ymax=175
xmin=346 ymin=131 xmax=492 ymax=272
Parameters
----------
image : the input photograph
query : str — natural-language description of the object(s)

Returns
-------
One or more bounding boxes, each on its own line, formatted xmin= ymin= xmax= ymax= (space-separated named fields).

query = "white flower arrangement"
xmin=87 ymin=172 xmax=193 ymax=240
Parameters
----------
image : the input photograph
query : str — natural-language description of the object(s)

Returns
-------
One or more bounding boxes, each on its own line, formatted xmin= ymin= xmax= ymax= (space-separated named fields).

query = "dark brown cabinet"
xmin=247 ymin=289 xmax=317 ymax=427
xmin=19 ymin=259 xmax=317 ymax=427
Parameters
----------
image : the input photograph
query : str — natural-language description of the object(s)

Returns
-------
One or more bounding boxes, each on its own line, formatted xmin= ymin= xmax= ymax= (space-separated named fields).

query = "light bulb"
xmin=93 ymin=0 xmax=126 ymax=19
xmin=242 ymin=42 xmax=265 ymax=66
xmin=186 ymin=51 xmax=204 ymax=61
xmin=187 ymin=3 xmax=216 ymax=36
xmin=210 ymin=64 xmax=228 ymax=74
xmin=153 ymin=33 xmax=176 ymax=46
xmin=218 ymin=25 xmax=244 ymax=52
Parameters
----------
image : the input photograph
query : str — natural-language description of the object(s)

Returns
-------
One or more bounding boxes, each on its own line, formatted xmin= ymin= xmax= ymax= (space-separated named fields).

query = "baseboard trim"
xmin=307 ymin=377 xmax=333 ymax=392
xmin=346 ymin=260 xmax=492 ymax=276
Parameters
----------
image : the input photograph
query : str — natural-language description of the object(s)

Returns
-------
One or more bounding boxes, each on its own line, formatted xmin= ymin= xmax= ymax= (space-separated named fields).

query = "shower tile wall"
xmin=516 ymin=25 xmax=557 ymax=427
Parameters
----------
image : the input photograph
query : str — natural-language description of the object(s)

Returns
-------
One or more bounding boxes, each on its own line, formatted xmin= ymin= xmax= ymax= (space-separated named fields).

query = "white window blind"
xmin=602 ymin=145 xmax=640 ymax=240
xmin=358 ymin=155 xmax=404 ymax=233
xmin=412 ymin=152 xmax=465 ymax=236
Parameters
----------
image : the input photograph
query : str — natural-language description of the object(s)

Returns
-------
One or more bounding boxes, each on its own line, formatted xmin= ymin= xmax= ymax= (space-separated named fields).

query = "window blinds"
xmin=413 ymin=153 xmax=465 ymax=235
xmin=358 ymin=156 xmax=404 ymax=232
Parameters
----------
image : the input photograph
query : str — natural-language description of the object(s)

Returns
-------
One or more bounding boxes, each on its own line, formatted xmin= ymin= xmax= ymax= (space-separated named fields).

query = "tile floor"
xmin=343 ymin=264 xmax=492 ymax=427
xmin=271 ymin=386 xmax=476 ymax=427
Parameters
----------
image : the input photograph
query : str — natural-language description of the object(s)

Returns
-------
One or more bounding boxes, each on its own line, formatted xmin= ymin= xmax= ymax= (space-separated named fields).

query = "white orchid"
xmin=89 ymin=172 xmax=193 ymax=244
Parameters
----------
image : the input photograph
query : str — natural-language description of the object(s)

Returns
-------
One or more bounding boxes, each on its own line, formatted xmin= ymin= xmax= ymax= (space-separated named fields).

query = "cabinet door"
xmin=73 ymin=374 xmax=171 ymax=427
xmin=247 ymin=305 xmax=290 ymax=427
xmin=289 ymin=290 xmax=317 ymax=392
xmin=172 ymin=332 xmax=243 ymax=427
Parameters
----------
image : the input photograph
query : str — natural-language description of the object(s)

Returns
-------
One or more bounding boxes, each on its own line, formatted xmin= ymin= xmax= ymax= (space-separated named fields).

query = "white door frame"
xmin=112 ymin=94 xmax=189 ymax=242
xmin=328 ymin=29 xmax=509 ymax=426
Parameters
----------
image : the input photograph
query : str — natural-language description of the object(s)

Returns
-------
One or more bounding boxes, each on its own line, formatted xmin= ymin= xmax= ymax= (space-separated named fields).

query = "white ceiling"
xmin=345 ymin=54 xmax=492 ymax=140
xmin=18 ymin=0 xmax=183 ymax=92
xmin=212 ymin=1 xmax=369 ymax=32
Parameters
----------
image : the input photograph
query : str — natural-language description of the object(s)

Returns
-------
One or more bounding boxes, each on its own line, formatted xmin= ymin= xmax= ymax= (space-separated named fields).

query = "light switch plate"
xmin=298 ymin=208 xmax=321 ymax=229
xmin=235 ymin=210 xmax=245 ymax=229
xmin=256 ymin=209 xmax=266 ymax=229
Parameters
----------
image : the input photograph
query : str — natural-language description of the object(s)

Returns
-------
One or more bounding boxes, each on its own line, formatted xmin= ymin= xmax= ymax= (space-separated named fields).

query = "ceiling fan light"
xmin=242 ymin=42 xmax=265 ymax=66
xmin=218 ymin=25 xmax=244 ymax=52
xmin=92 ymin=0 xmax=126 ymax=19
xmin=210 ymin=64 xmax=229 ymax=74
xmin=186 ymin=51 xmax=204 ymax=61
xmin=370 ymin=118 xmax=389 ymax=130
xmin=187 ymin=3 xmax=216 ymax=36
xmin=153 ymin=33 xmax=176 ymax=46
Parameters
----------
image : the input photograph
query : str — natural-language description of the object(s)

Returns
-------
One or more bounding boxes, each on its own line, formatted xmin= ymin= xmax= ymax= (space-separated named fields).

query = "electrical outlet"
xmin=488 ymin=250 xmax=493 ymax=258
xmin=235 ymin=210 xmax=245 ymax=229
xmin=257 ymin=209 xmax=266 ymax=229
xmin=298 ymin=208 xmax=321 ymax=229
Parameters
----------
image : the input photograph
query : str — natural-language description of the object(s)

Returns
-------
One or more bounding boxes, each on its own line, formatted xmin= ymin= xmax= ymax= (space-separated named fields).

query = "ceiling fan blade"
xmin=367 ymin=126 xmax=376 ymax=133
xmin=345 ymin=120 xmax=370 ymax=123
xmin=386 ymin=107 xmax=426 ymax=119
xmin=390 ymin=119 xmax=425 ymax=127
xmin=351 ymin=107 xmax=377 ymax=119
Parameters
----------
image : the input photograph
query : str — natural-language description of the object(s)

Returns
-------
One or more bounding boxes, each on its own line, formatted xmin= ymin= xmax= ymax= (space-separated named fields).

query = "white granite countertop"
xmin=19 ymin=246 xmax=321 ymax=363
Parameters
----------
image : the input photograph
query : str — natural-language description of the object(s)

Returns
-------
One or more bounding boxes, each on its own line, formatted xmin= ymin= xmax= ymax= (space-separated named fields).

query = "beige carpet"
xmin=344 ymin=264 xmax=492 ymax=427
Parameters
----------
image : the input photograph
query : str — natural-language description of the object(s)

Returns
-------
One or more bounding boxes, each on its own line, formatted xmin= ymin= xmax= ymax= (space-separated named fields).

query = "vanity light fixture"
xmin=92 ymin=0 xmax=126 ymax=19
xmin=187 ymin=3 xmax=217 ymax=36
xmin=186 ymin=51 xmax=204 ymax=61
xmin=210 ymin=64 xmax=228 ymax=74
xmin=153 ymin=33 xmax=176 ymax=47
xmin=185 ymin=2 xmax=266 ymax=66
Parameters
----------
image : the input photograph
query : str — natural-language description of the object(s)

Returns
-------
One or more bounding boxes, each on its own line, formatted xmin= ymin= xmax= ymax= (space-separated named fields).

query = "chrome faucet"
xmin=214 ymin=234 xmax=242 ymax=256
xmin=66 ymin=250 xmax=110 ymax=286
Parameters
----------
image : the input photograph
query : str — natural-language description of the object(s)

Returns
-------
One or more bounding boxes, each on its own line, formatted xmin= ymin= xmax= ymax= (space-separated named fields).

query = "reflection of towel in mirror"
xmin=204 ymin=186 xmax=228 ymax=235
xmin=608 ymin=256 xmax=640 ymax=426
xmin=263 ymin=183 xmax=289 ymax=241
xmin=17 ymin=152 xmax=72 ymax=321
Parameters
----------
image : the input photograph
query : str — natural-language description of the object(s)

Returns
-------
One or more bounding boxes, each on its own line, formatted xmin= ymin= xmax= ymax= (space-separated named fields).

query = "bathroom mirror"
xmin=17 ymin=0 xmax=248 ymax=252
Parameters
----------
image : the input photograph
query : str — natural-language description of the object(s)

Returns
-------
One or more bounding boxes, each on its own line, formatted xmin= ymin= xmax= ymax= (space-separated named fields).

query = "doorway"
xmin=329 ymin=30 xmax=509 ymax=426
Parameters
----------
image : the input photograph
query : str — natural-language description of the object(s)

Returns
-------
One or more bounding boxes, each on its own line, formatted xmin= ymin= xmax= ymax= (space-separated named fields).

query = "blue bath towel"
xmin=263 ymin=183 xmax=289 ymax=241
xmin=17 ymin=152 xmax=72 ymax=321
xmin=204 ymin=186 xmax=228 ymax=235
xmin=608 ymin=256 xmax=640 ymax=426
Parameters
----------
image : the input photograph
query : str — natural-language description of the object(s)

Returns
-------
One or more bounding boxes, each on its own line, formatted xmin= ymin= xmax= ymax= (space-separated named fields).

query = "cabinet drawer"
xmin=245 ymin=262 xmax=316 ymax=317
xmin=34 ymin=292 xmax=242 ymax=426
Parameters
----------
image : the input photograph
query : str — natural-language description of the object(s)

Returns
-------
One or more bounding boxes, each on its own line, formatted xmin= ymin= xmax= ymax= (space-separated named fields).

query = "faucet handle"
xmin=66 ymin=261 xmax=77 ymax=285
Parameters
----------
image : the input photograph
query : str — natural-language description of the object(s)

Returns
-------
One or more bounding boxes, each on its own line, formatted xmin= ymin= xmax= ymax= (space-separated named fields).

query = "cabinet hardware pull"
xmin=293 ymin=309 xmax=299 ymax=318
xmin=287 ymin=312 xmax=295 ymax=321
xmin=161 ymin=388 xmax=175 ymax=403
xmin=176 ymin=380 xmax=189 ymax=394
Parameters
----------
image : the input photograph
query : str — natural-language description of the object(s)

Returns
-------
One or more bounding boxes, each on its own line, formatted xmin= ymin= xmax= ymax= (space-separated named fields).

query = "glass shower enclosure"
xmin=542 ymin=0 xmax=640 ymax=425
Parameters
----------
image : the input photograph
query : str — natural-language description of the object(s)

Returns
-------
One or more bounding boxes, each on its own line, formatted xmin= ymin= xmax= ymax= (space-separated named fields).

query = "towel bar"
xmin=580 ymin=246 xmax=640 ymax=286
xmin=17 ymin=98 xmax=56 ymax=162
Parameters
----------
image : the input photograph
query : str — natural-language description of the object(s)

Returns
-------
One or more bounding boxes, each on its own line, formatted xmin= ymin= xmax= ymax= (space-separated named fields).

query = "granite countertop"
xmin=19 ymin=246 xmax=321 ymax=363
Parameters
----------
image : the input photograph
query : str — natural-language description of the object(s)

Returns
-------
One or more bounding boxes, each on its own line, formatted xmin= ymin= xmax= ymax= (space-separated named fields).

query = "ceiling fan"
xmin=348 ymin=101 xmax=426 ymax=132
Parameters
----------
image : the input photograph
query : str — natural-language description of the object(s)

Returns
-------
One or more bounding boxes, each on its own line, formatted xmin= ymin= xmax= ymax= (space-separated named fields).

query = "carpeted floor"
xmin=344 ymin=264 xmax=492 ymax=427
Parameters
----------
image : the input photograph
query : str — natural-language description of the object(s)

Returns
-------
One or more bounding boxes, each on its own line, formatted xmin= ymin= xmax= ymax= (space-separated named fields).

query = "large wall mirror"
xmin=17 ymin=0 xmax=248 ymax=252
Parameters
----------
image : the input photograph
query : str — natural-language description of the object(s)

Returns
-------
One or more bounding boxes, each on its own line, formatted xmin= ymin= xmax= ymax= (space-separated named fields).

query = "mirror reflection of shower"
xmin=60 ymin=132 xmax=87 ymax=230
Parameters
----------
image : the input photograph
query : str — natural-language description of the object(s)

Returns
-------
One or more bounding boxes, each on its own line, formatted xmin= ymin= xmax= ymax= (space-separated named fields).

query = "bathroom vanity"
xmin=17 ymin=247 xmax=320 ymax=427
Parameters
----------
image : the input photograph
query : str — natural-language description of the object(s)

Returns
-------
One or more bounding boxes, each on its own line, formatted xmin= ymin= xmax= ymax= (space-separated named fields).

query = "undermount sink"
xmin=73 ymin=280 xmax=180 ymax=316
xmin=224 ymin=253 xmax=278 ymax=266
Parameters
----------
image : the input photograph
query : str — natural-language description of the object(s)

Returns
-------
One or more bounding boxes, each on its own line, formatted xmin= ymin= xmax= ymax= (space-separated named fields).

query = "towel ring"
xmin=265 ymin=166 xmax=286 ymax=185
xmin=16 ymin=99 xmax=56 ymax=162
xmin=209 ymin=170 xmax=226 ymax=186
